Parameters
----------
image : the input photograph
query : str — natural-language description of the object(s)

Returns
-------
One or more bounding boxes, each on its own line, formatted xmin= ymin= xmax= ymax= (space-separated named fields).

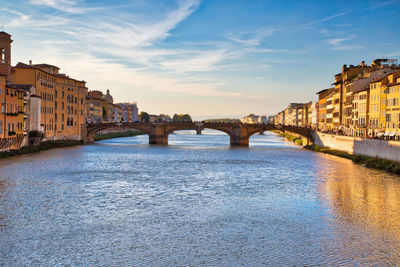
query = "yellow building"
xmin=368 ymin=78 xmax=388 ymax=136
xmin=384 ymin=72 xmax=400 ymax=139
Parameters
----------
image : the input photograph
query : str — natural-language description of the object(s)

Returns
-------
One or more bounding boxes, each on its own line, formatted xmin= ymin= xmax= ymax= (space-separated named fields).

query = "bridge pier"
xmin=196 ymin=129 xmax=202 ymax=135
xmin=259 ymin=131 xmax=264 ymax=135
xmin=149 ymin=135 xmax=168 ymax=145
xmin=148 ymin=124 xmax=169 ymax=145
xmin=81 ymin=124 xmax=95 ymax=143
xmin=230 ymin=136 xmax=249 ymax=146
xmin=230 ymin=126 xmax=250 ymax=146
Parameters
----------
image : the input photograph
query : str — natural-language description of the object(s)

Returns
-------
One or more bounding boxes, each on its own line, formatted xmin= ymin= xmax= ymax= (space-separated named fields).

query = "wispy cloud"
xmin=326 ymin=34 xmax=363 ymax=50
xmin=3 ymin=0 xmax=272 ymax=101
xmin=227 ymin=27 xmax=278 ymax=46
xmin=305 ymin=12 xmax=347 ymax=26
xmin=27 ymin=0 xmax=99 ymax=14
xmin=328 ymin=34 xmax=356 ymax=46
xmin=368 ymin=0 xmax=400 ymax=10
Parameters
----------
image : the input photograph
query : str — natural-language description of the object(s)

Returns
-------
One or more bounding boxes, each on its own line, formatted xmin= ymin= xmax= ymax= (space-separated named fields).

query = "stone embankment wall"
xmin=313 ymin=132 xmax=400 ymax=161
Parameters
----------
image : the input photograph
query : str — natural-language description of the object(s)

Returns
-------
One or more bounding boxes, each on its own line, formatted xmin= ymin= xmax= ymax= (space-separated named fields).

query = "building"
xmin=283 ymin=103 xmax=305 ymax=126
xmin=316 ymin=88 xmax=334 ymax=131
xmin=0 ymin=32 xmax=42 ymax=150
xmin=257 ymin=115 xmax=268 ymax=124
xmin=275 ymin=111 xmax=284 ymax=126
xmin=158 ymin=114 xmax=171 ymax=122
xmin=368 ymin=77 xmax=388 ymax=136
xmin=309 ymin=102 xmax=318 ymax=128
xmin=352 ymin=88 xmax=369 ymax=137
xmin=116 ymin=102 xmax=139 ymax=122
xmin=12 ymin=62 xmax=87 ymax=140
xmin=0 ymin=74 xmax=25 ymax=150
xmin=384 ymin=72 xmax=400 ymax=139
xmin=240 ymin=114 xmax=259 ymax=124
xmin=86 ymin=94 xmax=105 ymax=123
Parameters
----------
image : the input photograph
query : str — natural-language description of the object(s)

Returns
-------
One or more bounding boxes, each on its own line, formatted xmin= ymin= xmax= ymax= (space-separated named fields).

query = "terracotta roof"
xmin=0 ymin=31 xmax=11 ymax=37
xmin=316 ymin=88 xmax=334 ymax=94
xmin=15 ymin=62 xmax=35 ymax=69
xmin=33 ymin=63 xmax=60 ymax=69
xmin=388 ymin=82 xmax=400 ymax=87
xmin=14 ymin=62 xmax=85 ymax=83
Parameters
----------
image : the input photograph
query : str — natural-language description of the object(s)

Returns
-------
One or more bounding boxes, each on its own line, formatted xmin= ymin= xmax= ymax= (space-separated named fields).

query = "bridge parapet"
xmin=81 ymin=122 xmax=314 ymax=146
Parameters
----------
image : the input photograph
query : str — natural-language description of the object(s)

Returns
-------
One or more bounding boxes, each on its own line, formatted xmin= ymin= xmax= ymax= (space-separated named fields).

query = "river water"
xmin=1 ymin=130 xmax=400 ymax=266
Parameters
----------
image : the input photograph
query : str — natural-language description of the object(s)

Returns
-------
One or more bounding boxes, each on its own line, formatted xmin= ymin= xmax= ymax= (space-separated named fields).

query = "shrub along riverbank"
xmin=94 ymin=131 xmax=144 ymax=141
xmin=304 ymin=145 xmax=400 ymax=175
xmin=0 ymin=140 xmax=83 ymax=159
xmin=273 ymin=130 xmax=303 ymax=146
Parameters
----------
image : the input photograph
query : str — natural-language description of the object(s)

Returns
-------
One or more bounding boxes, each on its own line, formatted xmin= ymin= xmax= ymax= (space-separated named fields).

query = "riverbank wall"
xmin=313 ymin=132 xmax=400 ymax=162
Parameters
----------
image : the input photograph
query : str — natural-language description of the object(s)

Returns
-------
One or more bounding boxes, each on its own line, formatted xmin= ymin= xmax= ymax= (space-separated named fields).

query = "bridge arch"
xmin=166 ymin=126 xmax=233 ymax=137
xmin=82 ymin=123 xmax=153 ymax=143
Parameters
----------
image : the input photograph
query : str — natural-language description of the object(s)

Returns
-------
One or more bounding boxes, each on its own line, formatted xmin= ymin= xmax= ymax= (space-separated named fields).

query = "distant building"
xmin=241 ymin=114 xmax=269 ymax=124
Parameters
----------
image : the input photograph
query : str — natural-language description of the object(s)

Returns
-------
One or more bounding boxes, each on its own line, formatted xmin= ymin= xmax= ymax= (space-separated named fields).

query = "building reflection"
xmin=319 ymin=156 xmax=400 ymax=239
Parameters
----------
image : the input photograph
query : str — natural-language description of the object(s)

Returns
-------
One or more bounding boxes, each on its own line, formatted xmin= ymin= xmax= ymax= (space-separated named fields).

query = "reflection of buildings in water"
xmin=0 ymin=179 xmax=10 ymax=230
xmin=318 ymin=155 xmax=400 ymax=240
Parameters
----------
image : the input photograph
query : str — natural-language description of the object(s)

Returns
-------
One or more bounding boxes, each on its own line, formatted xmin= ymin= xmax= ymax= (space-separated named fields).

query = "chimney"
xmin=29 ymin=60 xmax=32 ymax=65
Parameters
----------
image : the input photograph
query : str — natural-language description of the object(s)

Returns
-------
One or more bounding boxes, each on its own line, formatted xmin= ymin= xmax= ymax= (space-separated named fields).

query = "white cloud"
xmin=27 ymin=0 xmax=97 ymax=14
xmin=328 ymin=34 xmax=358 ymax=49
xmin=5 ymin=0 xmax=270 ymax=101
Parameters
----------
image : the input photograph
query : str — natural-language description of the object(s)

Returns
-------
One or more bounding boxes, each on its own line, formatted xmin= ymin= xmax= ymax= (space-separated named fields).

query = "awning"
xmin=376 ymin=132 xmax=385 ymax=137
xmin=384 ymin=131 xmax=390 ymax=137
xmin=389 ymin=132 xmax=396 ymax=137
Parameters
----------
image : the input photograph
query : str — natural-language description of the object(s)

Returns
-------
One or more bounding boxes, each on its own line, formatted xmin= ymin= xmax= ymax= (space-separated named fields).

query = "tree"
xmin=173 ymin=114 xmax=179 ymax=122
xmin=140 ymin=111 xmax=150 ymax=122
xmin=172 ymin=113 xmax=192 ymax=122
xmin=182 ymin=114 xmax=192 ymax=122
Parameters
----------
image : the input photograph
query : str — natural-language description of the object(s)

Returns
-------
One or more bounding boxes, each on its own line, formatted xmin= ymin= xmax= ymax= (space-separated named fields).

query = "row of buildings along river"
xmin=271 ymin=59 xmax=400 ymax=139
xmin=0 ymin=31 xmax=139 ymax=151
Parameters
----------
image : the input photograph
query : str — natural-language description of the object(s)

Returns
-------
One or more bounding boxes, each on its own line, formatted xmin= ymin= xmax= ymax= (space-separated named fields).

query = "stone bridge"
xmin=81 ymin=122 xmax=314 ymax=146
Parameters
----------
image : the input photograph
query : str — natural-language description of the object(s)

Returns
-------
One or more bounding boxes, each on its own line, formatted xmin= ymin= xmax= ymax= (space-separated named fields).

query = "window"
xmin=0 ymin=121 xmax=2 ymax=134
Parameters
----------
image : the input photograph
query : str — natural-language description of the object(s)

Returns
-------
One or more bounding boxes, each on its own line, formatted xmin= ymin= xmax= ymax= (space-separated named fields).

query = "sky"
xmin=1 ymin=0 xmax=400 ymax=119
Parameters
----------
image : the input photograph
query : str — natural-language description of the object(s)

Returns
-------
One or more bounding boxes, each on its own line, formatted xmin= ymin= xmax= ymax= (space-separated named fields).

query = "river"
xmin=1 ymin=130 xmax=400 ymax=266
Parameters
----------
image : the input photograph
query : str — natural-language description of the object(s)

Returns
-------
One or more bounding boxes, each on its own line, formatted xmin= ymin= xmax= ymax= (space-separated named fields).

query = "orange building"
xmin=0 ymin=79 xmax=26 ymax=149
xmin=12 ymin=62 xmax=87 ymax=140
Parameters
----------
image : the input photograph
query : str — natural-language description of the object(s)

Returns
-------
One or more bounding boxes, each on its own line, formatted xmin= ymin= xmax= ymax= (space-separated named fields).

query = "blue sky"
xmin=1 ymin=0 xmax=399 ymax=118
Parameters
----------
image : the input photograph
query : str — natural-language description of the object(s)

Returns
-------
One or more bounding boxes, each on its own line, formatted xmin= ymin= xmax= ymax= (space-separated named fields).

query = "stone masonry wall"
xmin=314 ymin=131 xmax=400 ymax=161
